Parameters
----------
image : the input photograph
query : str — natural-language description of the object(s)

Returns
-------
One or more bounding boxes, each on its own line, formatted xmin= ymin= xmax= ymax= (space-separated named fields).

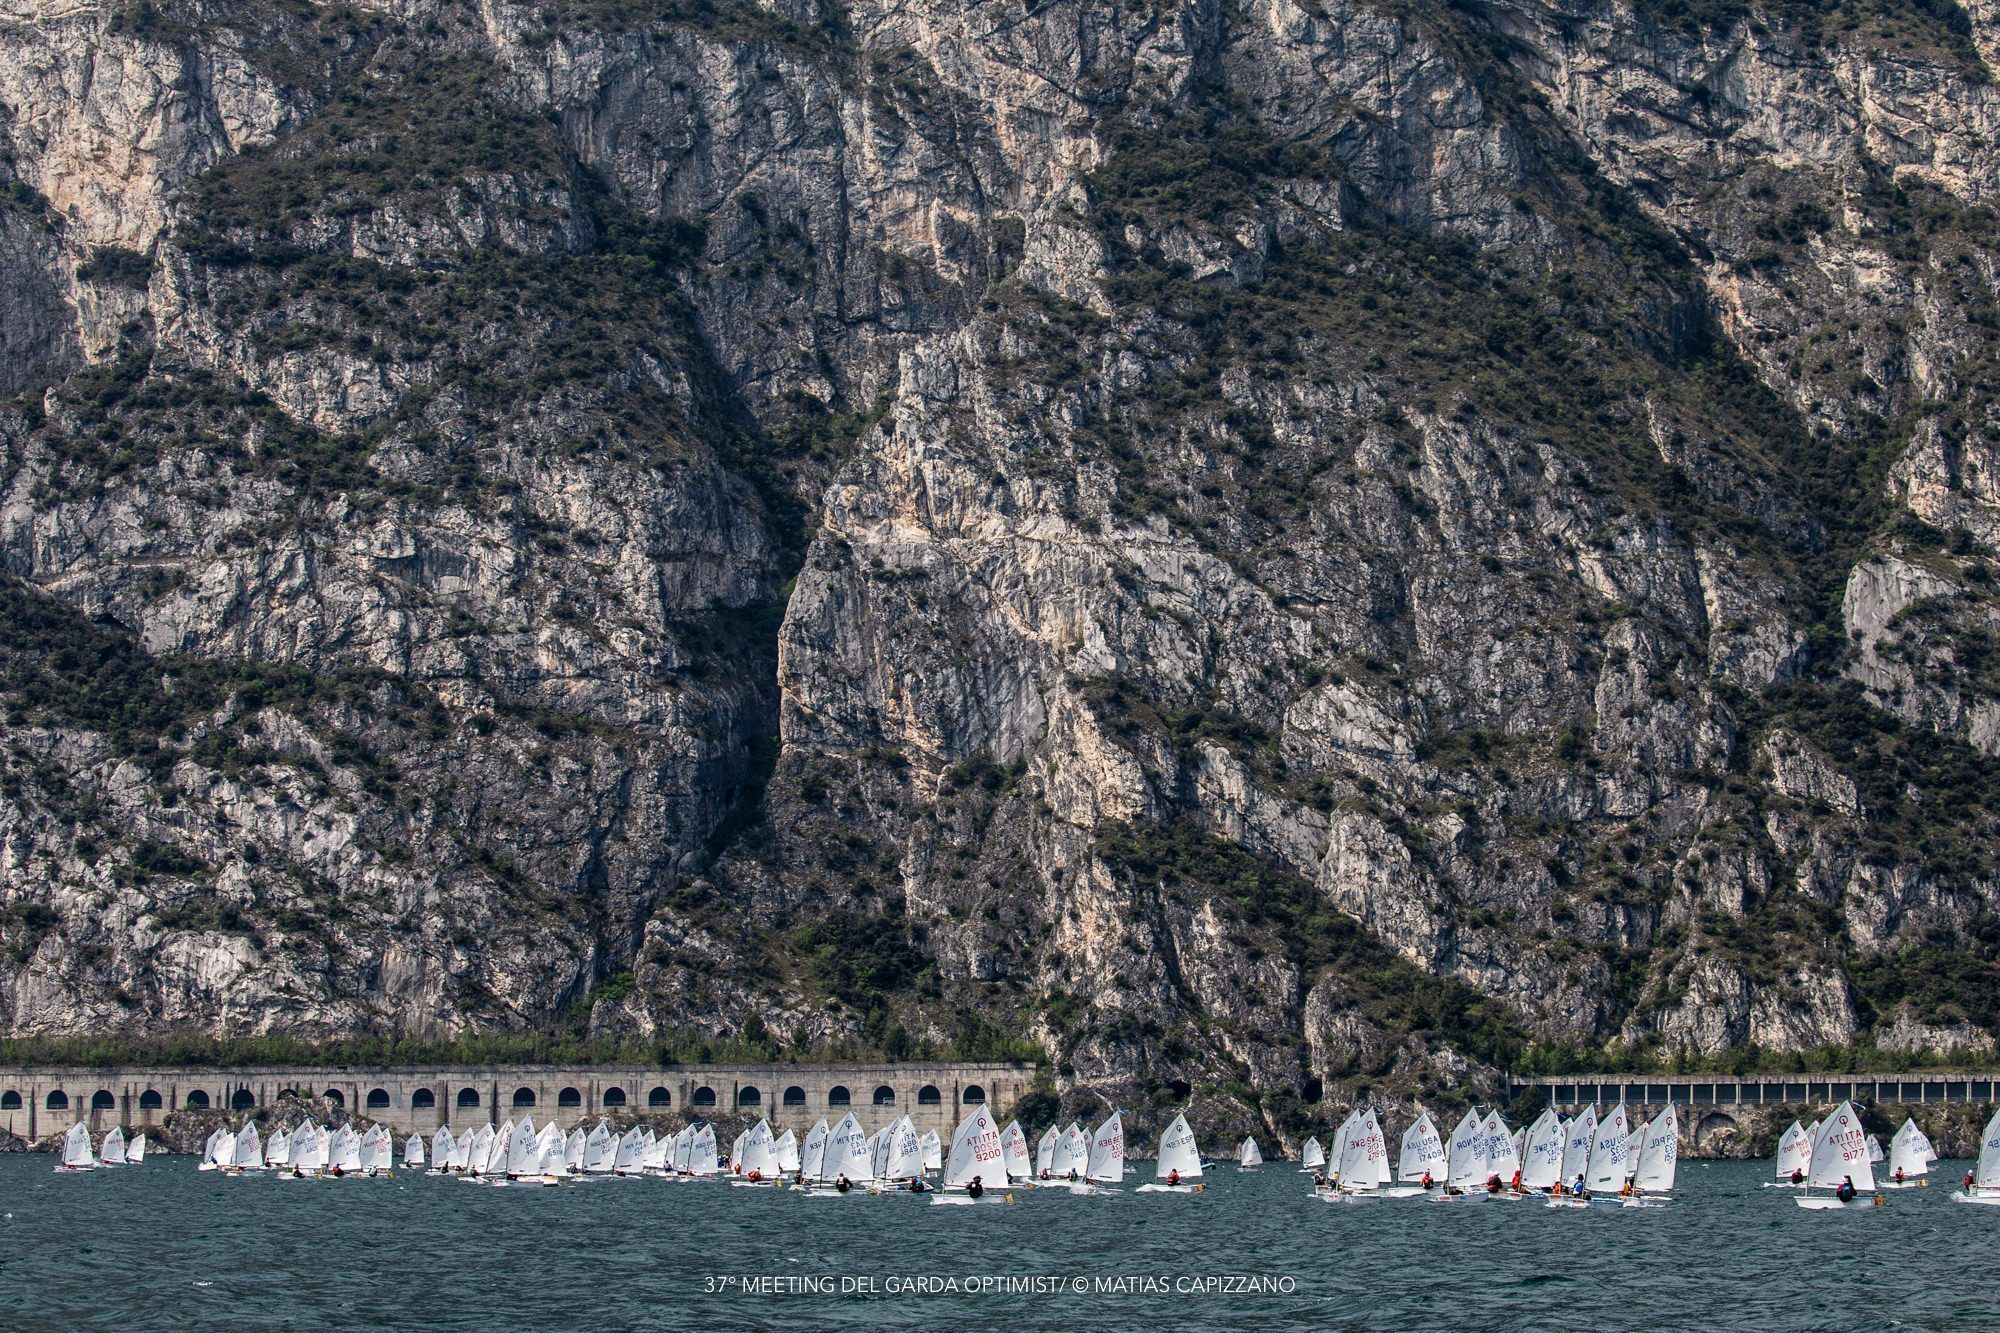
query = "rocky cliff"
xmin=5 ymin=0 xmax=2000 ymax=1137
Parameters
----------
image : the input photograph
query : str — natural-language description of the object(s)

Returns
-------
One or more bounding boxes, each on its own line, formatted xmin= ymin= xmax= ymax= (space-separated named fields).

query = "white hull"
xmin=1878 ymin=1179 xmax=1928 ymax=1190
xmin=1953 ymin=1190 xmax=2000 ymax=1206
xmin=1544 ymin=1197 xmax=1589 ymax=1209
xmin=727 ymin=1179 xmax=781 ymax=1188
xmin=930 ymin=1192 xmax=1010 ymax=1206
xmin=1134 ymin=1182 xmax=1201 ymax=1193
xmin=1431 ymin=1191 xmax=1487 ymax=1204
xmin=1796 ymin=1196 xmax=1876 ymax=1210
xmin=1621 ymin=1194 xmax=1671 ymax=1208
xmin=1377 ymin=1185 xmax=1427 ymax=1198
xmin=1762 ymin=1180 xmax=1806 ymax=1189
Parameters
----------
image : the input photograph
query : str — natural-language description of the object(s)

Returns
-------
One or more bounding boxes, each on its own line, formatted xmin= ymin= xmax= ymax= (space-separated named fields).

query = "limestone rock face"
xmin=4 ymin=0 xmax=2000 ymax=1126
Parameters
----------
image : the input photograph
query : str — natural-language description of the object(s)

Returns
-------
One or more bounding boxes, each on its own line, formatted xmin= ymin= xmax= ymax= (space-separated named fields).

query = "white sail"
xmin=61 ymin=1121 xmax=94 ymax=1168
xmin=1445 ymin=1110 xmax=1488 ymax=1190
xmin=642 ymin=1131 xmax=669 ymax=1172
xmin=1239 ymin=1137 xmax=1263 ymax=1168
xmin=1301 ymin=1136 xmax=1325 ymax=1171
xmin=98 ymin=1126 xmax=126 ymax=1167
xmin=741 ymin=1120 xmax=779 ymax=1177
xmin=610 ymin=1125 xmax=644 ymax=1173
xmin=730 ymin=1129 xmax=747 ymax=1173
xmin=1776 ymin=1121 xmax=1812 ymax=1179
xmin=1559 ymin=1106 xmax=1597 ymax=1186
xmin=430 ymin=1127 xmax=454 ymax=1168
xmin=1483 ymin=1111 xmax=1520 ymax=1180
xmin=775 ymin=1128 xmax=800 ymax=1174
xmin=870 ymin=1128 xmax=891 ymax=1181
xmin=293 ymin=1123 xmax=329 ymax=1173
xmin=214 ymin=1125 xmax=239 ymax=1169
xmin=1623 ymin=1122 xmax=1643 ymax=1180
xmin=886 ymin=1116 xmax=926 ymax=1181
xmin=1085 ymin=1111 xmax=1125 ymax=1184
xmin=335 ymin=1125 xmax=365 ymax=1173
xmin=266 ymin=1126 xmax=292 ymax=1168
xmin=564 ymin=1128 xmax=585 ymax=1170
xmin=126 ymin=1132 xmax=147 ymax=1163
xmin=824 ymin=1113 xmax=870 ymax=1183
xmin=800 ymin=1117 xmax=831 ymax=1181
xmin=921 ymin=1129 xmax=943 ymax=1172
xmin=1807 ymin=1101 xmax=1874 ymax=1192
xmin=669 ymin=1125 xmax=692 ymax=1173
xmin=1584 ymin=1105 xmax=1632 ymax=1194
xmin=1036 ymin=1124 xmax=1059 ymax=1176
xmin=504 ymin=1118 xmax=539 ymax=1176
xmin=1328 ymin=1112 xmax=1357 ymax=1181
xmin=1156 ymin=1113 xmax=1202 ymax=1182
xmin=947 ymin=1104 xmax=1006 ymax=1190
xmin=1974 ymin=1108 xmax=2000 ymax=1190
xmin=360 ymin=1125 xmax=392 ymax=1172
xmin=998 ymin=1119 xmax=1032 ymax=1182
xmin=1053 ymin=1123 xmax=1089 ymax=1177
xmin=1521 ymin=1109 xmax=1565 ymax=1190
xmin=1633 ymin=1104 xmax=1678 ymax=1194
xmin=404 ymin=1133 xmax=425 ymax=1168
xmin=462 ymin=1124 xmax=492 ymax=1175
xmin=1866 ymin=1133 xmax=1884 ymax=1164
xmin=1399 ymin=1115 xmax=1445 ymax=1182
xmin=1888 ymin=1118 xmax=1931 ymax=1180
xmin=538 ymin=1131 xmax=569 ymax=1177
xmin=235 ymin=1122 xmax=264 ymax=1170
xmin=691 ymin=1123 xmax=720 ymax=1175
xmin=1339 ymin=1111 xmax=1389 ymax=1189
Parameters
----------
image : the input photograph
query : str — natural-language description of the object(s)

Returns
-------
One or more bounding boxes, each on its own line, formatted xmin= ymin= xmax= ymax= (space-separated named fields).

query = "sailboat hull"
xmin=1878 ymin=1179 xmax=1928 ymax=1189
xmin=1376 ymin=1185 xmax=1427 ymax=1198
xmin=1135 ymin=1182 xmax=1202 ymax=1193
xmin=1952 ymin=1190 xmax=2000 ymax=1205
xmin=1795 ymin=1196 xmax=1879 ymax=1209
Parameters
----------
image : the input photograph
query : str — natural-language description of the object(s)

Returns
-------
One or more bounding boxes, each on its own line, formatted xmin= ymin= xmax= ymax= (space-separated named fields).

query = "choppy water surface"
xmin=2 ymin=1157 xmax=1992 ymax=1329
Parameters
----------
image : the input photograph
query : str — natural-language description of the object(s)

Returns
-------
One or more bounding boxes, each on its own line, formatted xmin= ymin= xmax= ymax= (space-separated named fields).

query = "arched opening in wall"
xmin=783 ymin=1086 xmax=806 ymax=1108
xmin=512 ymin=1088 xmax=536 ymax=1108
xmin=47 ymin=1090 xmax=69 ymax=1110
xmin=1301 ymin=1076 xmax=1324 ymax=1104
xmin=559 ymin=1088 xmax=582 ymax=1108
xmin=1695 ymin=1111 xmax=1740 ymax=1152
xmin=325 ymin=1089 xmax=344 ymax=1108
xmin=366 ymin=1089 xmax=390 ymax=1110
xmin=873 ymin=1086 xmax=896 ymax=1106
xmin=231 ymin=1089 xmax=255 ymax=1111
xmin=604 ymin=1087 xmax=627 ymax=1107
xmin=737 ymin=1087 xmax=761 ymax=1108
xmin=138 ymin=1090 xmax=161 ymax=1110
xmin=692 ymin=1087 xmax=716 ymax=1108
xmin=961 ymin=1086 xmax=985 ymax=1105
xmin=648 ymin=1087 xmax=671 ymax=1108
xmin=92 ymin=1090 xmax=116 ymax=1111
xmin=183 ymin=1091 xmax=206 ymax=1110
xmin=457 ymin=1088 xmax=481 ymax=1108
xmin=0 ymin=1091 xmax=20 ymax=1109
xmin=828 ymin=1086 xmax=850 ymax=1108
xmin=412 ymin=1089 xmax=436 ymax=1109
xmin=918 ymin=1085 xmax=941 ymax=1106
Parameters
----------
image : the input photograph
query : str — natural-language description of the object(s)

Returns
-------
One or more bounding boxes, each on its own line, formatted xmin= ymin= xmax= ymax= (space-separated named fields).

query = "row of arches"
xmin=7 ymin=1081 xmax=988 ymax=1115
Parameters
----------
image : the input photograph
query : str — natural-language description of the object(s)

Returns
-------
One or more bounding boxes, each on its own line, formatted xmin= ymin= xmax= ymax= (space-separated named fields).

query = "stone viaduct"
xmin=0 ymin=1060 xmax=1034 ymax=1142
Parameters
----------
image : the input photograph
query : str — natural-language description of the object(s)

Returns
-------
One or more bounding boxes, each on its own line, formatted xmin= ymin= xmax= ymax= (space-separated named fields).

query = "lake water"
xmin=4 ymin=1157 xmax=1991 ymax=1329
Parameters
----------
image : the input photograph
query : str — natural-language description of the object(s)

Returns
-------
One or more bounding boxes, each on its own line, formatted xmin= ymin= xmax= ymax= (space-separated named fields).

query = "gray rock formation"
xmin=4 ymin=0 xmax=2000 ymax=1135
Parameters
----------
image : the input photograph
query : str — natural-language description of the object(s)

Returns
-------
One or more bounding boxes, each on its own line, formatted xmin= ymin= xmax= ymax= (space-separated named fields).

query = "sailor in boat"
xmin=1421 ymin=1170 xmax=1434 ymax=1191
xmin=1618 ymin=1177 xmax=1634 ymax=1199
xmin=1790 ymin=1168 xmax=1805 ymax=1185
xmin=1968 ymin=1169 xmax=1978 ymax=1191
xmin=1510 ymin=1168 xmax=1524 ymax=1196
xmin=747 ymin=1168 xmax=762 ymax=1183
xmin=1571 ymin=1172 xmax=1587 ymax=1199
xmin=906 ymin=1177 xmax=930 ymax=1194
xmin=834 ymin=1174 xmax=852 ymax=1194
xmin=1894 ymin=1165 xmax=1905 ymax=1185
xmin=1836 ymin=1176 xmax=1856 ymax=1203
xmin=1485 ymin=1174 xmax=1502 ymax=1195
xmin=968 ymin=1175 xmax=985 ymax=1200
xmin=1167 ymin=1168 xmax=1181 ymax=1187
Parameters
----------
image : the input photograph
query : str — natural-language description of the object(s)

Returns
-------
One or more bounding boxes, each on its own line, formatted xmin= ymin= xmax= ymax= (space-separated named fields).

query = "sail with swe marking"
xmin=998 ymin=1120 xmax=1032 ymax=1182
xmin=776 ymin=1128 xmax=800 ymax=1174
xmin=1521 ymin=1109 xmax=1565 ymax=1190
xmin=1559 ymin=1107 xmax=1596 ymax=1186
xmin=1302 ymin=1136 xmax=1325 ymax=1171
xmin=1974 ymin=1108 xmax=2000 ymax=1190
xmin=1328 ymin=1112 xmax=1357 ymax=1180
xmin=1086 ymin=1111 xmax=1125 ymax=1185
xmin=1634 ymin=1104 xmax=1678 ymax=1194
xmin=825 ymin=1113 xmax=870 ymax=1183
xmin=1340 ymin=1111 xmax=1389 ymax=1189
xmin=1445 ymin=1110 xmax=1488 ymax=1190
xmin=800 ymin=1118 xmax=830 ymax=1181
xmin=1888 ymin=1119 xmax=1931 ymax=1180
xmin=888 ymin=1117 xmax=927 ymax=1181
xmin=1240 ymin=1137 xmax=1263 ymax=1168
xmin=1585 ymin=1104 xmax=1632 ymax=1194
xmin=1399 ymin=1114 xmax=1445 ymax=1183
xmin=99 ymin=1126 xmax=126 ymax=1167
xmin=1483 ymin=1111 xmax=1520 ymax=1180
xmin=1775 ymin=1121 xmax=1812 ymax=1179
xmin=922 ymin=1130 xmax=943 ymax=1172
xmin=1808 ymin=1102 xmax=1874 ymax=1192
xmin=1036 ymin=1125 xmax=1059 ymax=1176
xmin=62 ymin=1122 xmax=94 ymax=1168
xmin=1156 ymin=1113 xmax=1202 ymax=1182
xmin=947 ymin=1104 xmax=1006 ymax=1190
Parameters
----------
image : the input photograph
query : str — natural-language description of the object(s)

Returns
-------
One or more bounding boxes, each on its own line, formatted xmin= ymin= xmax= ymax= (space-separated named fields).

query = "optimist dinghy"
xmin=1954 ymin=1108 xmax=2000 ymax=1205
xmin=57 ymin=1122 xmax=95 ymax=1173
xmin=931 ymin=1103 xmax=1011 ymax=1205
xmin=1239 ymin=1137 xmax=1263 ymax=1172
xmin=1796 ymin=1102 xmax=1881 ymax=1210
xmin=1136 ymin=1114 xmax=1204 ymax=1193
